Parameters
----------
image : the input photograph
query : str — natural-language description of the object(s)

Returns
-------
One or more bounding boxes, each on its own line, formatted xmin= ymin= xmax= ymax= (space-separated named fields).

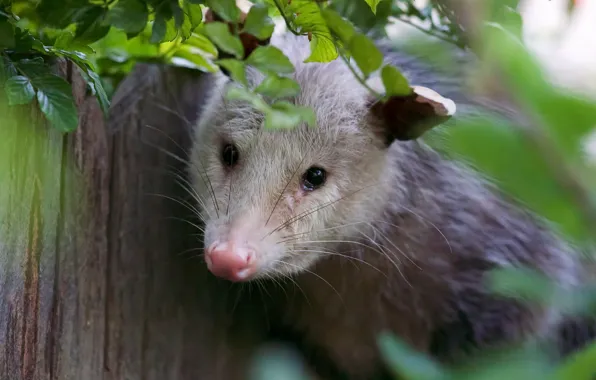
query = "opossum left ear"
xmin=365 ymin=77 xmax=457 ymax=145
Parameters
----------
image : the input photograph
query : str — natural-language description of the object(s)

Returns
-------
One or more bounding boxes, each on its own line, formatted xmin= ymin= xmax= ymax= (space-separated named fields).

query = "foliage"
xmin=2 ymin=0 xmax=596 ymax=379
xmin=0 ymin=0 xmax=468 ymax=132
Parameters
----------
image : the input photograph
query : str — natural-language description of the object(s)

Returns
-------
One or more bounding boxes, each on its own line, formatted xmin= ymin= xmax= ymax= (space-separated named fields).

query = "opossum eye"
xmin=302 ymin=167 xmax=326 ymax=191
xmin=221 ymin=144 xmax=239 ymax=167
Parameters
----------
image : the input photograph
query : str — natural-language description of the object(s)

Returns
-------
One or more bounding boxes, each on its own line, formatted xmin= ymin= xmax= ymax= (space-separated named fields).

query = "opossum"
xmin=188 ymin=31 xmax=594 ymax=379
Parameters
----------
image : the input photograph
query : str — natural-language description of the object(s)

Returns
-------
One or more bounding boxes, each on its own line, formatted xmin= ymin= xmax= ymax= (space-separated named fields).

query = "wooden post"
xmin=0 ymin=61 xmax=268 ymax=380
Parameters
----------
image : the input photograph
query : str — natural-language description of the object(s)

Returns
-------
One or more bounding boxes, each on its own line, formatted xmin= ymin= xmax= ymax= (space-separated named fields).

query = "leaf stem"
xmin=272 ymin=0 xmax=303 ymax=36
xmin=337 ymin=51 xmax=382 ymax=100
xmin=393 ymin=16 xmax=458 ymax=46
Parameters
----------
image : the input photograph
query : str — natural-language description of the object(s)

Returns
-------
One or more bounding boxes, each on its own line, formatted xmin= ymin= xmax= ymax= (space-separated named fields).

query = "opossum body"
xmin=189 ymin=32 xmax=590 ymax=378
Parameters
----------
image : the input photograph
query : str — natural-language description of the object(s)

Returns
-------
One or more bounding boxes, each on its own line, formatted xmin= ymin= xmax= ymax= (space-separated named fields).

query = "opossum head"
xmin=189 ymin=33 xmax=455 ymax=282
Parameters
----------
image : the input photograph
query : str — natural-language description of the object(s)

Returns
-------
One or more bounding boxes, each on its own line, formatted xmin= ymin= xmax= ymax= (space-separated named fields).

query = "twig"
xmin=392 ymin=16 xmax=458 ymax=46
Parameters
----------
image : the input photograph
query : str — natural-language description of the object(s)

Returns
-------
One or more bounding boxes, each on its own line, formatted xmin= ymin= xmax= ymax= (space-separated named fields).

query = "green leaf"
xmin=173 ymin=46 xmax=218 ymax=72
xmin=185 ymin=33 xmax=218 ymax=56
xmin=74 ymin=6 xmax=111 ymax=44
xmin=107 ymin=0 xmax=149 ymax=35
xmin=0 ymin=56 xmax=18 ymax=86
xmin=482 ymin=24 xmax=596 ymax=161
xmin=435 ymin=114 xmax=591 ymax=242
xmin=254 ymin=74 xmax=300 ymax=99
xmin=226 ymin=86 xmax=270 ymax=113
xmin=381 ymin=65 xmax=411 ymax=97
xmin=554 ymin=338 xmax=596 ymax=379
xmin=151 ymin=9 xmax=178 ymax=44
xmin=364 ymin=0 xmax=382 ymax=14
xmin=16 ymin=57 xmax=49 ymax=78
xmin=243 ymin=3 xmax=275 ymax=40
xmin=216 ymin=59 xmax=247 ymax=86
xmin=249 ymin=345 xmax=309 ymax=380
xmin=171 ymin=2 xmax=184 ymax=29
xmin=151 ymin=13 xmax=167 ymax=44
xmin=0 ymin=19 xmax=15 ymax=49
xmin=348 ymin=33 xmax=383 ymax=77
xmin=54 ymin=31 xmax=75 ymax=50
xmin=264 ymin=101 xmax=316 ymax=130
xmin=305 ymin=34 xmax=338 ymax=63
xmin=246 ymin=45 xmax=295 ymax=74
xmin=287 ymin=1 xmax=338 ymax=63
xmin=377 ymin=332 xmax=447 ymax=380
xmin=81 ymin=68 xmax=110 ymax=115
xmin=205 ymin=0 xmax=241 ymax=22
xmin=4 ymin=76 xmax=35 ymax=105
xmin=31 ymin=74 xmax=79 ymax=132
xmin=180 ymin=2 xmax=203 ymax=39
xmin=203 ymin=22 xmax=244 ymax=59
xmin=487 ymin=267 xmax=556 ymax=304
xmin=322 ymin=9 xmax=356 ymax=44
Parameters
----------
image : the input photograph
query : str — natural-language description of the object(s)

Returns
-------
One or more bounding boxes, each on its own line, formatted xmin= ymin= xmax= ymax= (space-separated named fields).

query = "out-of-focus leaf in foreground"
xmin=249 ymin=344 xmax=310 ymax=380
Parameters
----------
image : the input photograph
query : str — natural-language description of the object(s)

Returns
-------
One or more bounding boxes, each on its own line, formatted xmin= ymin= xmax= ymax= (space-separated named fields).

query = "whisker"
xmin=272 ymin=260 xmax=344 ymax=305
xmin=265 ymin=154 xmax=308 ymax=227
xmin=142 ymin=125 xmax=221 ymax=218
xmin=265 ymin=183 xmax=379 ymax=240
xmin=399 ymin=205 xmax=453 ymax=255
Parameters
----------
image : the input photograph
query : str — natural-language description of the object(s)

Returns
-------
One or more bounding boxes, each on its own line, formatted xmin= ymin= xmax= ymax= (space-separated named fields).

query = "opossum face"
xmin=191 ymin=86 xmax=391 ymax=282
xmin=189 ymin=34 xmax=454 ymax=282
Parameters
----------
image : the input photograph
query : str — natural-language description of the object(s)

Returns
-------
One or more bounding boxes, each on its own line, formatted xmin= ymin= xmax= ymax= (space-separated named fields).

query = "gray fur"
xmin=189 ymin=31 xmax=590 ymax=378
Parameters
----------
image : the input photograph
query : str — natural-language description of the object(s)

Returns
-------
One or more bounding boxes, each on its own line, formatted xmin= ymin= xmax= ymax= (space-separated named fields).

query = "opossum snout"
xmin=204 ymin=241 xmax=257 ymax=282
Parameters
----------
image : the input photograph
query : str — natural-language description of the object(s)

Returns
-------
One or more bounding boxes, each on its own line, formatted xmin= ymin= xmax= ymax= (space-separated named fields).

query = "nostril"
xmin=204 ymin=243 xmax=257 ymax=282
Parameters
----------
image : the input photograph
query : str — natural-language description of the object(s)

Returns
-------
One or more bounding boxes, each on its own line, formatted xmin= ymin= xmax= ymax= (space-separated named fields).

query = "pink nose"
xmin=204 ymin=242 xmax=256 ymax=282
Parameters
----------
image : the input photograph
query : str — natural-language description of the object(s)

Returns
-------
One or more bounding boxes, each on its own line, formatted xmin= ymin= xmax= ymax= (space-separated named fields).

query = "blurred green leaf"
xmin=180 ymin=2 xmax=203 ymax=39
xmin=265 ymin=101 xmax=316 ymax=129
xmin=381 ymin=64 xmax=410 ymax=96
xmin=205 ymin=0 xmax=241 ymax=22
xmin=481 ymin=24 xmax=596 ymax=162
xmin=173 ymin=46 xmax=218 ymax=72
xmin=226 ymin=86 xmax=270 ymax=113
xmin=435 ymin=115 xmax=590 ymax=242
xmin=204 ymin=22 xmax=244 ymax=59
xmin=246 ymin=45 xmax=295 ymax=74
xmin=487 ymin=267 xmax=556 ymax=305
xmin=216 ymin=58 xmax=247 ymax=85
xmin=186 ymin=33 xmax=218 ymax=56
xmin=73 ymin=5 xmax=110 ymax=44
xmin=4 ymin=75 xmax=35 ymax=105
xmin=249 ymin=345 xmax=309 ymax=380
xmin=243 ymin=3 xmax=275 ymax=40
xmin=151 ymin=7 xmax=178 ymax=43
xmin=106 ymin=0 xmax=148 ymax=35
xmin=322 ymin=8 xmax=356 ymax=44
xmin=348 ymin=33 xmax=383 ymax=77
xmin=254 ymin=74 xmax=300 ymax=99
xmin=377 ymin=332 xmax=447 ymax=380
xmin=364 ymin=0 xmax=382 ymax=14
xmin=554 ymin=338 xmax=596 ymax=380
xmin=0 ymin=19 xmax=16 ymax=48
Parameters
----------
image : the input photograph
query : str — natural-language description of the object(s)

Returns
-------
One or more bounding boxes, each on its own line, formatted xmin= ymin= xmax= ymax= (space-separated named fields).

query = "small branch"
xmin=273 ymin=0 xmax=304 ymax=36
xmin=392 ymin=16 xmax=459 ymax=46
xmin=337 ymin=52 xmax=382 ymax=99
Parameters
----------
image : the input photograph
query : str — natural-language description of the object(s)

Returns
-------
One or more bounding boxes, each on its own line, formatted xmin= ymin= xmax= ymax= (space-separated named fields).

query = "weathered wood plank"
xmin=1 ymin=61 xmax=270 ymax=380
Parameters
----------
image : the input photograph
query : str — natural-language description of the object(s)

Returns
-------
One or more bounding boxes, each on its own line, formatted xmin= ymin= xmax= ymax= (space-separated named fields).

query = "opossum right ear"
xmin=366 ymin=78 xmax=457 ymax=145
